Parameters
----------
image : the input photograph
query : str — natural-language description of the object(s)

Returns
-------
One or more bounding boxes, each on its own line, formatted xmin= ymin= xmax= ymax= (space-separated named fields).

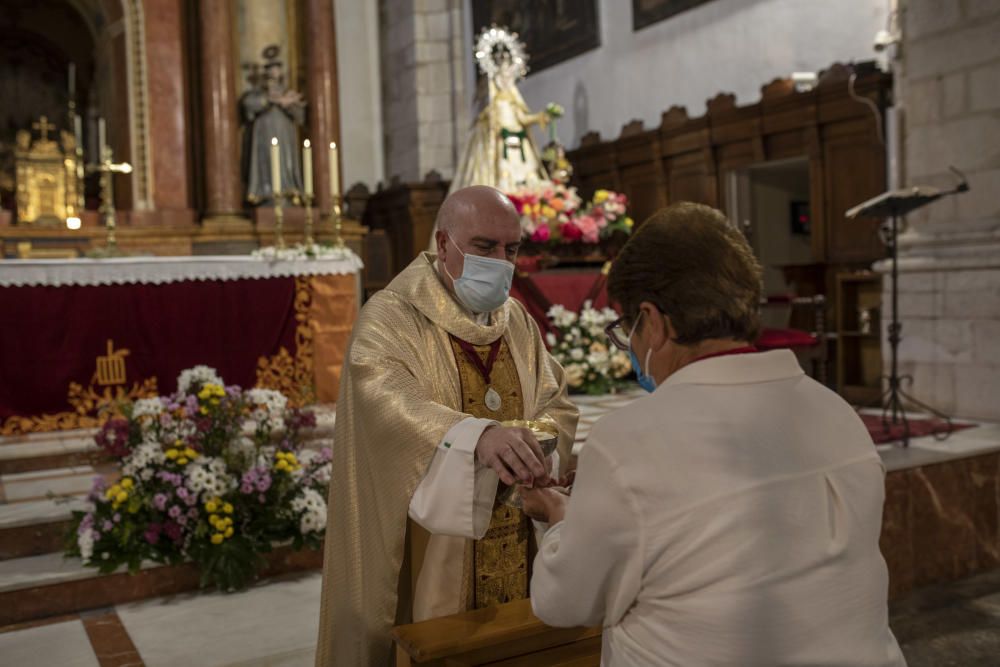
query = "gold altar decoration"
xmin=87 ymin=141 xmax=133 ymax=254
xmin=14 ymin=116 xmax=83 ymax=225
xmin=0 ymin=341 xmax=158 ymax=436
xmin=255 ymin=276 xmax=315 ymax=405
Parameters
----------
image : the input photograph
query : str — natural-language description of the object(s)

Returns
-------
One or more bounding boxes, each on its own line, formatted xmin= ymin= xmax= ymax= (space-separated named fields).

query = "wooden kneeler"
xmin=392 ymin=598 xmax=601 ymax=666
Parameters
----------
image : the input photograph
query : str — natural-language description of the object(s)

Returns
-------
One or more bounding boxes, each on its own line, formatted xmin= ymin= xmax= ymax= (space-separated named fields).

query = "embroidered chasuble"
xmin=315 ymin=253 xmax=578 ymax=667
xmin=448 ymin=336 xmax=530 ymax=609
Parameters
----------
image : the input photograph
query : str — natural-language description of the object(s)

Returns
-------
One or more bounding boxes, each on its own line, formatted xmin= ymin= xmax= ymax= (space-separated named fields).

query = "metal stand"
xmin=879 ymin=212 xmax=951 ymax=446
xmin=303 ymin=193 xmax=315 ymax=247
xmin=331 ymin=194 xmax=345 ymax=249
xmin=846 ymin=170 xmax=969 ymax=446
xmin=273 ymin=191 xmax=287 ymax=250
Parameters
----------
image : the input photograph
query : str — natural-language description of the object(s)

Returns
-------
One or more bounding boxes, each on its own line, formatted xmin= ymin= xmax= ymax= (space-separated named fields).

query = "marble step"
xmin=0 ymin=430 xmax=101 ymax=475
xmin=0 ymin=546 xmax=323 ymax=627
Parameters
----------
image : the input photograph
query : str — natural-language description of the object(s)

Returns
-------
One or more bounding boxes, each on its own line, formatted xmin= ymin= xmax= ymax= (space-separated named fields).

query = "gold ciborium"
xmin=497 ymin=418 xmax=559 ymax=508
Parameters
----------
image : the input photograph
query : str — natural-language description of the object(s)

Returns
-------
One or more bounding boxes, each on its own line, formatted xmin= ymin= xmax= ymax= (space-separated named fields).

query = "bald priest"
xmin=315 ymin=186 xmax=579 ymax=666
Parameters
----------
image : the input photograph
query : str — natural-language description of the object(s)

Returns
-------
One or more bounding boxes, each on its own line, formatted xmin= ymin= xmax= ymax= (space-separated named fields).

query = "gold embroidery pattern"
xmin=255 ymin=276 xmax=316 ymax=406
xmin=1 ymin=340 xmax=158 ymax=437
xmin=449 ymin=337 xmax=531 ymax=609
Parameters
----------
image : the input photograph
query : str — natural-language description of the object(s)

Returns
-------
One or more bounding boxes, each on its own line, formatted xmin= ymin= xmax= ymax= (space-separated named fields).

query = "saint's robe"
xmin=315 ymin=252 xmax=578 ymax=667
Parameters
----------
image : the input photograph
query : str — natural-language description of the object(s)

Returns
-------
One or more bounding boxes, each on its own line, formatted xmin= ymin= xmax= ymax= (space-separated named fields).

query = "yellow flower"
xmin=210 ymin=534 xmax=224 ymax=545
xmin=184 ymin=448 xmax=198 ymax=459
xmin=165 ymin=449 xmax=179 ymax=460
xmin=205 ymin=500 xmax=218 ymax=513
xmin=115 ymin=491 xmax=128 ymax=504
xmin=128 ymin=504 xmax=139 ymax=514
xmin=177 ymin=457 xmax=189 ymax=466
xmin=224 ymin=527 xmax=234 ymax=538
xmin=594 ymin=189 xmax=610 ymax=204
xmin=541 ymin=205 xmax=556 ymax=219
xmin=624 ymin=216 xmax=634 ymax=228
xmin=105 ymin=485 xmax=120 ymax=500
xmin=120 ymin=478 xmax=134 ymax=490
xmin=275 ymin=460 xmax=290 ymax=472
xmin=223 ymin=502 xmax=234 ymax=514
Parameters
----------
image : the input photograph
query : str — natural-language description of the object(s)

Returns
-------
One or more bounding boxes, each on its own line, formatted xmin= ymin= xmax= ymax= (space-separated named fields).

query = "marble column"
xmin=305 ymin=0 xmax=342 ymax=213
xmin=199 ymin=0 xmax=243 ymax=219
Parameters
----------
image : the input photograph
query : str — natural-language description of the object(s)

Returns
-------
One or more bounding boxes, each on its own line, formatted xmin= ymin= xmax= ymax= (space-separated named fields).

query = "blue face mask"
xmin=444 ymin=235 xmax=514 ymax=313
xmin=627 ymin=313 xmax=657 ymax=392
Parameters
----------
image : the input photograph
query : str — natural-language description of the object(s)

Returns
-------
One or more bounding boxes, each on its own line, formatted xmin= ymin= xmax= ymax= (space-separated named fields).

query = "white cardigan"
xmin=531 ymin=350 xmax=906 ymax=667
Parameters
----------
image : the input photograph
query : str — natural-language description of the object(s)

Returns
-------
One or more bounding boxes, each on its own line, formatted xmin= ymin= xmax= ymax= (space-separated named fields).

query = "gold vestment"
xmin=315 ymin=253 xmax=578 ymax=667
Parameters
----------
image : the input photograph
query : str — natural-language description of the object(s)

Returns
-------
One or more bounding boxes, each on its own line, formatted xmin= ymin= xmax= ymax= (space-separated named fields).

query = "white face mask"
xmin=442 ymin=235 xmax=514 ymax=313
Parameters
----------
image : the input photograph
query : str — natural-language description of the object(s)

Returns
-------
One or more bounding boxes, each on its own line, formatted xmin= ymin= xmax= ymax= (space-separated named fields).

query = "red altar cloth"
xmin=510 ymin=269 xmax=613 ymax=332
xmin=0 ymin=257 xmax=360 ymax=436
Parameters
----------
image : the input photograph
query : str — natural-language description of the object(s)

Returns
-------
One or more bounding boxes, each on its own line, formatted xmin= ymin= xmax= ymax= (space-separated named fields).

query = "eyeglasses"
xmin=605 ymin=316 xmax=631 ymax=352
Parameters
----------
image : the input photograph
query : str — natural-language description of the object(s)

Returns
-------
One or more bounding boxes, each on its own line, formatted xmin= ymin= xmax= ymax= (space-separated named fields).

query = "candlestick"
xmin=303 ymin=139 xmax=313 ymax=197
xmin=328 ymin=142 xmax=340 ymax=199
xmin=331 ymin=194 xmax=345 ymax=249
xmin=304 ymin=193 xmax=315 ymax=247
xmin=68 ymin=63 xmax=75 ymax=99
xmin=74 ymin=115 xmax=83 ymax=148
xmin=98 ymin=118 xmax=107 ymax=158
xmin=270 ymin=137 xmax=281 ymax=199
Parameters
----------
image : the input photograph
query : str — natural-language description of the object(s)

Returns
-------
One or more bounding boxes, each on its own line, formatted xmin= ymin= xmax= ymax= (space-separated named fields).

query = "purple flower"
xmin=144 ymin=523 xmax=161 ymax=545
xmin=184 ymin=395 xmax=199 ymax=417
xmin=168 ymin=505 xmax=182 ymax=518
xmin=101 ymin=520 xmax=114 ymax=532
xmin=113 ymin=513 xmax=122 ymax=523
xmin=153 ymin=493 xmax=169 ymax=511
xmin=78 ymin=513 xmax=95 ymax=533
xmin=176 ymin=486 xmax=190 ymax=500
xmin=187 ymin=507 xmax=198 ymax=519
xmin=176 ymin=515 xmax=188 ymax=527
xmin=183 ymin=493 xmax=198 ymax=507
xmin=163 ymin=521 xmax=183 ymax=542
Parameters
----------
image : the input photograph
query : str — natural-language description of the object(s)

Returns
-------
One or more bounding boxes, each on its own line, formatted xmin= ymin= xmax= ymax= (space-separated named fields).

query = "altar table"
xmin=510 ymin=267 xmax=611 ymax=333
xmin=0 ymin=254 xmax=363 ymax=436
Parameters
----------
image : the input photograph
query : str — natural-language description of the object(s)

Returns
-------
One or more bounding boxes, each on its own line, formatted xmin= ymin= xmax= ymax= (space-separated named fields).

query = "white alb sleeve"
xmin=408 ymin=416 xmax=500 ymax=539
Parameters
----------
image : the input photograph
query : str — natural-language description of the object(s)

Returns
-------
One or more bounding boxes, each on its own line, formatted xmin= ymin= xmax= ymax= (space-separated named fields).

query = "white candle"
xmin=98 ymin=117 xmax=106 ymax=157
xmin=329 ymin=142 xmax=340 ymax=199
xmin=73 ymin=115 xmax=83 ymax=150
xmin=270 ymin=137 xmax=281 ymax=198
xmin=303 ymin=139 xmax=313 ymax=197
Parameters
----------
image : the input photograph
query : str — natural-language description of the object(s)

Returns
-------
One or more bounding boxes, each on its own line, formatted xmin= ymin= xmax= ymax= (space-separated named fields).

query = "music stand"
xmin=845 ymin=170 xmax=969 ymax=446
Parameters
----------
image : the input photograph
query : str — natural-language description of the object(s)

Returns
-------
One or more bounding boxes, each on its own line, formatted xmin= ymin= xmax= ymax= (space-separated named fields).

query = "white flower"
xmin=246 ymin=388 xmax=288 ymax=428
xmin=78 ymin=527 xmax=97 ymax=564
xmin=545 ymin=332 xmax=558 ymax=347
xmin=121 ymin=442 xmax=166 ymax=480
xmin=132 ymin=398 xmax=163 ymax=420
xmin=177 ymin=365 xmax=224 ymax=395
xmin=291 ymin=488 xmax=327 ymax=534
xmin=185 ymin=456 xmax=236 ymax=500
xmin=570 ymin=348 xmax=584 ymax=361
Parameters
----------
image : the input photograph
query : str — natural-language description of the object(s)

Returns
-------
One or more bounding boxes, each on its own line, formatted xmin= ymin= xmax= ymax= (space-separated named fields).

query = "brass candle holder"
xmin=87 ymin=145 xmax=132 ymax=255
xmin=303 ymin=192 xmax=315 ymax=247
xmin=331 ymin=194 xmax=345 ymax=249
xmin=272 ymin=190 xmax=287 ymax=250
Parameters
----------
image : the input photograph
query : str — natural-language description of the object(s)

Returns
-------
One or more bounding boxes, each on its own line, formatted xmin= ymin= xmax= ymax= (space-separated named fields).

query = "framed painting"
xmin=470 ymin=0 xmax=600 ymax=75
xmin=632 ymin=0 xmax=716 ymax=31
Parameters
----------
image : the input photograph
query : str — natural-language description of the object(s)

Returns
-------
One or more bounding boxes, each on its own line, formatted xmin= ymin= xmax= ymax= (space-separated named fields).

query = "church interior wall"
xmin=890 ymin=0 xmax=1000 ymax=421
xmin=504 ymin=0 xmax=889 ymax=149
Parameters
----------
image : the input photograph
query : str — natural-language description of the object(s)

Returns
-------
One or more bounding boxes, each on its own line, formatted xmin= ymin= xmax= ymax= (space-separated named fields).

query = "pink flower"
xmin=153 ymin=493 xmax=168 ymax=511
xmin=163 ymin=521 xmax=183 ymax=542
xmin=531 ymin=225 xmax=551 ymax=243
xmin=576 ymin=215 xmax=601 ymax=244
xmin=144 ymin=523 xmax=161 ymax=545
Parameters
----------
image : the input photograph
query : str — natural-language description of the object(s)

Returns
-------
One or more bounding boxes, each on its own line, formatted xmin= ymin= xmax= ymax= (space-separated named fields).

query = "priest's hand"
xmin=521 ymin=487 xmax=570 ymax=525
xmin=476 ymin=426 xmax=550 ymax=487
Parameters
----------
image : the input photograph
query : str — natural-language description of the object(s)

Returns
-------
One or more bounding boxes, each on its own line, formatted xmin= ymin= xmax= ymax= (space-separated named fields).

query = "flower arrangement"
xmin=509 ymin=184 xmax=632 ymax=247
xmin=66 ymin=365 xmax=330 ymax=592
xmin=546 ymin=302 xmax=633 ymax=395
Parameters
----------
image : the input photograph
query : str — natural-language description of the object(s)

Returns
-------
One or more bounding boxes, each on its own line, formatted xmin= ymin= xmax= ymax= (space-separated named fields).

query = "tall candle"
xmin=270 ymin=137 xmax=281 ymax=198
xmin=329 ymin=142 xmax=340 ymax=199
xmin=303 ymin=139 xmax=313 ymax=197
xmin=68 ymin=63 xmax=75 ymax=99
xmin=98 ymin=117 xmax=106 ymax=158
xmin=73 ymin=115 xmax=83 ymax=150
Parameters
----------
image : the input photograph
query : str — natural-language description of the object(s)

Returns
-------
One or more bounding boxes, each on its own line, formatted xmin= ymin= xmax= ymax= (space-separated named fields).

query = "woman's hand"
xmin=521 ymin=486 xmax=569 ymax=525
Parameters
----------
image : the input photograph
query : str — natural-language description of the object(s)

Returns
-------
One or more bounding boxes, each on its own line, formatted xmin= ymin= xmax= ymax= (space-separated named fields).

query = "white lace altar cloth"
xmin=0 ymin=253 xmax=363 ymax=288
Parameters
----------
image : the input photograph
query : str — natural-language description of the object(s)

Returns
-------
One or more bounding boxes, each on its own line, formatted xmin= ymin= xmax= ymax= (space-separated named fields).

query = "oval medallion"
xmin=485 ymin=387 xmax=502 ymax=412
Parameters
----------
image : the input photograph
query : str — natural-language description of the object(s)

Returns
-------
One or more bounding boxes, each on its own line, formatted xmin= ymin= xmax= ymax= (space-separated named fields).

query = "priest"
xmin=315 ymin=185 xmax=578 ymax=667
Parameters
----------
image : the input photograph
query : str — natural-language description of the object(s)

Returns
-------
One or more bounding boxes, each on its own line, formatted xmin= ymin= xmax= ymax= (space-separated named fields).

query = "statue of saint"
xmin=240 ymin=45 xmax=305 ymax=205
xmin=450 ymin=27 xmax=552 ymax=194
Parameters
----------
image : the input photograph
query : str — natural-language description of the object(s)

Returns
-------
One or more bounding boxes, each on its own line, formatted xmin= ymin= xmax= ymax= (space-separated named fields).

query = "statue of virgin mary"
xmin=450 ymin=26 xmax=552 ymax=194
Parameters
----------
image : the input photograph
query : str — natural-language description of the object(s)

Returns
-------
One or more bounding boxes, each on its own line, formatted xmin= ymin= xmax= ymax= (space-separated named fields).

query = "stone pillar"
xmin=306 ymin=0 xmax=342 ymax=213
xmin=379 ymin=0 xmax=469 ymax=182
xmin=886 ymin=0 xmax=1000 ymax=420
xmin=143 ymin=0 xmax=194 ymax=224
xmin=199 ymin=0 xmax=244 ymax=219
